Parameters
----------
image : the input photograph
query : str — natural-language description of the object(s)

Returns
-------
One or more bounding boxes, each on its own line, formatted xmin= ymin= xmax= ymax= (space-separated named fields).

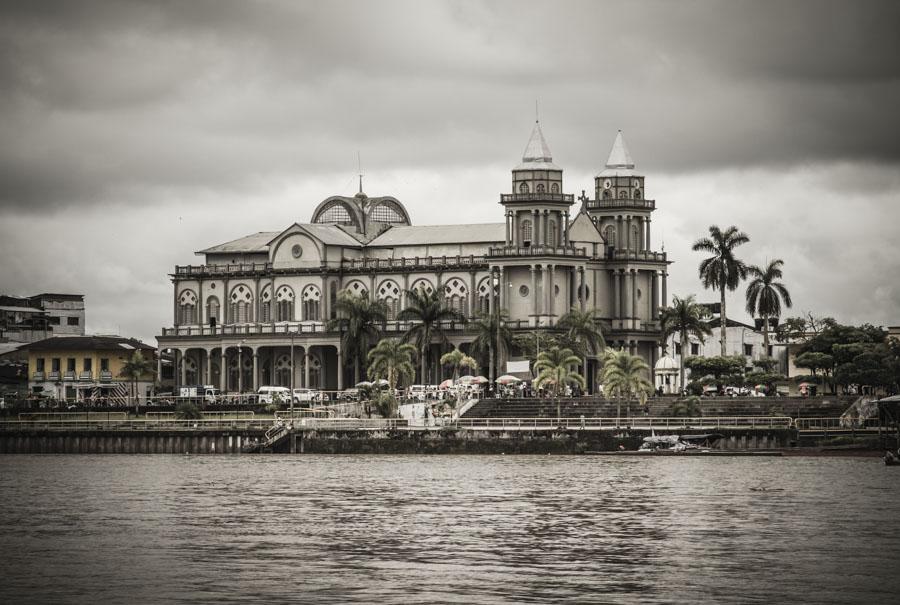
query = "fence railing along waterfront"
xmin=794 ymin=417 xmax=884 ymax=431
xmin=452 ymin=416 xmax=795 ymax=430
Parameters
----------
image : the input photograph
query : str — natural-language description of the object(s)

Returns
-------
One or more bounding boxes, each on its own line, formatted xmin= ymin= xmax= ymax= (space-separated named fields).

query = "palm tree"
xmin=600 ymin=348 xmax=652 ymax=419
xmin=119 ymin=350 xmax=155 ymax=411
xmin=327 ymin=290 xmax=388 ymax=384
xmin=659 ymin=295 xmax=713 ymax=392
xmin=533 ymin=346 xmax=586 ymax=397
xmin=557 ymin=307 xmax=606 ymax=392
xmin=692 ymin=225 xmax=750 ymax=355
xmin=439 ymin=348 xmax=478 ymax=380
xmin=745 ymin=259 xmax=793 ymax=358
xmin=468 ymin=310 xmax=514 ymax=383
xmin=398 ymin=287 xmax=466 ymax=384
xmin=367 ymin=338 xmax=417 ymax=390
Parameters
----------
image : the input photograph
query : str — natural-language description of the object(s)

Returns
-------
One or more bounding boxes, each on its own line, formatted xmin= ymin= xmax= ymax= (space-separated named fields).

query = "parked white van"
xmin=257 ymin=386 xmax=290 ymax=405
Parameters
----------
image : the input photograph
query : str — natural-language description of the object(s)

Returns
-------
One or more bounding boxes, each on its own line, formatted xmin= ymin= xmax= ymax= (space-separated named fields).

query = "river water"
xmin=1 ymin=455 xmax=899 ymax=604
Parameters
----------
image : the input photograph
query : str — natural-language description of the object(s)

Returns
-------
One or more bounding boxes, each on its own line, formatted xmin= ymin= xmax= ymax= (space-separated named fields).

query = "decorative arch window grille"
xmin=179 ymin=290 xmax=198 ymax=325
xmin=316 ymin=201 xmax=354 ymax=224
xmin=604 ymin=225 xmax=616 ymax=248
xmin=520 ymin=219 xmax=533 ymax=244
xmin=551 ymin=183 xmax=560 ymax=194
xmin=274 ymin=354 xmax=291 ymax=386
xmin=631 ymin=225 xmax=639 ymax=251
xmin=518 ymin=182 xmax=529 ymax=194
xmin=344 ymin=281 xmax=368 ymax=299
xmin=301 ymin=285 xmax=321 ymax=321
xmin=260 ymin=286 xmax=272 ymax=323
xmin=377 ymin=280 xmax=401 ymax=320
xmin=230 ymin=285 xmax=253 ymax=324
xmin=477 ymin=278 xmax=492 ymax=315
xmin=275 ymin=285 xmax=294 ymax=322
xmin=548 ymin=220 xmax=558 ymax=247
xmin=444 ymin=278 xmax=468 ymax=314
xmin=368 ymin=203 xmax=404 ymax=223
xmin=301 ymin=354 xmax=323 ymax=388
xmin=536 ymin=183 xmax=546 ymax=193
xmin=410 ymin=279 xmax=434 ymax=296
xmin=183 ymin=356 xmax=198 ymax=382
xmin=206 ymin=296 xmax=220 ymax=325
xmin=619 ymin=190 xmax=628 ymax=199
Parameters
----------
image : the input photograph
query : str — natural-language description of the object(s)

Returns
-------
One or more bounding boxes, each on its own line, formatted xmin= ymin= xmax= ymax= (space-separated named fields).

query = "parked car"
xmin=292 ymin=388 xmax=322 ymax=404
xmin=257 ymin=386 xmax=291 ymax=405
xmin=340 ymin=388 xmax=360 ymax=401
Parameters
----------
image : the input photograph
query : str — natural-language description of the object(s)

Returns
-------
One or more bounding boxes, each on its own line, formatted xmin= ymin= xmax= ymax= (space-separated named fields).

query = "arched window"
xmin=301 ymin=285 xmax=321 ymax=321
xmin=179 ymin=290 xmax=197 ymax=325
xmin=536 ymin=183 xmax=545 ymax=193
xmin=477 ymin=278 xmax=492 ymax=315
xmin=604 ymin=225 xmax=616 ymax=248
xmin=260 ymin=286 xmax=272 ymax=323
xmin=521 ymin=219 xmax=533 ymax=244
xmin=301 ymin=354 xmax=323 ymax=388
xmin=377 ymin=280 xmax=401 ymax=320
xmin=519 ymin=182 xmax=529 ymax=194
xmin=230 ymin=285 xmax=253 ymax=324
xmin=344 ymin=280 xmax=368 ymax=299
xmin=410 ymin=279 xmax=435 ymax=296
xmin=274 ymin=354 xmax=291 ymax=387
xmin=634 ymin=189 xmax=641 ymax=199
xmin=548 ymin=220 xmax=558 ymax=247
xmin=275 ymin=286 xmax=294 ymax=322
xmin=206 ymin=296 xmax=220 ymax=326
xmin=443 ymin=278 xmax=468 ymax=315
xmin=552 ymin=182 xmax=560 ymax=194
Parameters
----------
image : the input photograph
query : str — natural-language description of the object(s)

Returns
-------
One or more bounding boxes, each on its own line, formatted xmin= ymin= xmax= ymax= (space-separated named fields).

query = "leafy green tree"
xmin=600 ymin=348 xmax=653 ymax=418
xmin=174 ymin=400 xmax=202 ymax=420
xmin=398 ymin=287 xmax=466 ymax=384
xmin=692 ymin=225 xmax=750 ymax=355
xmin=468 ymin=310 xmax=514 ymax=382
xmin=671 ymin=396 xmax=701 ymax=417
xmin=659 ymin=294 xmax=712 ymax=391
xmin=557 ymin=307 xmax=606 ymax=391
xmin=684 ymin=355 xmax=746 ymax=382
xmin=439 ymin=348 xmax=478 ymax=380
xmin=119 ymin=350 xmax=155 ymax=410
xmin=533 ymin=346 xmax=586 ymax=397
xmin=367 ymin=338 xmax=417 ymax=390
xmin=327 ymin=290 xmax=388 ymax=385
xmin=373 ymin=391 xmax=398 ymax=418
xmin=745 ymin=259 xmax=792 ymax=356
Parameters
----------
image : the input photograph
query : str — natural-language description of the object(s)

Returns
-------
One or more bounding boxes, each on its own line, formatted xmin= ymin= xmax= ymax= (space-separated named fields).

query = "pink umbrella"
xmin=438 ymin=379 xmax=455 ymax=390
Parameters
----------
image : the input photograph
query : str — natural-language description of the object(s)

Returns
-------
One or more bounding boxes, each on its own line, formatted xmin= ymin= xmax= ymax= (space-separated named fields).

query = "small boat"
xmin=885 ymin=451 xmax=899 ymax=466
xmin=638 ymin=433 xmax=724 ymax=453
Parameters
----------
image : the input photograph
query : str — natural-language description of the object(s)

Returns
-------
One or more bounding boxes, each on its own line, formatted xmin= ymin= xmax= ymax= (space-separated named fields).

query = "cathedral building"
xmin=156 ymin=124 xmax=670 ymax=393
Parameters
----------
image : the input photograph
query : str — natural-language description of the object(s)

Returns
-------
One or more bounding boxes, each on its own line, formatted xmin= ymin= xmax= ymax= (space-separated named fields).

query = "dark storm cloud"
xmin=1 ymin=0 xmax=899 ymax=213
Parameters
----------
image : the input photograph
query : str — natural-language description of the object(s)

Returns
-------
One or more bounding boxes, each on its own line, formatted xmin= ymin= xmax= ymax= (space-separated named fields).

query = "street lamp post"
xmin=289 ymin=330 xmax=297 ymax=424
xmin=237 ymin=340 xmax=245 ymax=402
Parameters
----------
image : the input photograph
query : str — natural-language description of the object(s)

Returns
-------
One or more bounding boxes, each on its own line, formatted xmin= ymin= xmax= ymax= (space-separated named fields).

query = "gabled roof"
xmin=18 ymin=336 xmax=155 ymax=352
xmin=567 ymin=211 xmax=604 ymax=244
xmin=367 ymin=223 xmax=505 ymax=247
xmin=514 ymin=121 xmax=560 ymax=170
xmin=269 ymin=223 xmax=363 ymax=247
xmin=197 ymin=232 xmax=278 ymax=255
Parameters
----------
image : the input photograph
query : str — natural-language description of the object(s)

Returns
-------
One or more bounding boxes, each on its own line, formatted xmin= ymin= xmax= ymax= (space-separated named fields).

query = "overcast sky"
xmin=1 ymin=0 xmax=899 ymax=344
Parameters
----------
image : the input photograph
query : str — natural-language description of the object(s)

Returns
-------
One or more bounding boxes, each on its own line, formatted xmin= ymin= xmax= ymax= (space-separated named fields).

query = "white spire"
xmin=522 ymin=120 xmax=553 ymax=164
xmin=605 ymin=130 xmax=634 ymax=169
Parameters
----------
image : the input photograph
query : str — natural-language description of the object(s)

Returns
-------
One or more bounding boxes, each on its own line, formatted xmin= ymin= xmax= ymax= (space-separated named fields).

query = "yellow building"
xmin=21 ymin=336 xmax=156 ymax=402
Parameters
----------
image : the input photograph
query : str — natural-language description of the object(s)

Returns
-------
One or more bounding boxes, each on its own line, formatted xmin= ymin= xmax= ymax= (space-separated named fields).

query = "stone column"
xmin=651 ymin=271 xmax=659 ymax=319
xmin=157 ymin=355 xmax=163 ymax=386
xmin=616 ymin=215 xmax=623 ymax=250
xmin=206 ymin=349 xmax=212 ymax=386
xmin=220 ymin=350 xmax=227 ymax=392
xmin=541 ymin=264 xmax=550 ymax=324
xmin=563 ymin=211 xmax=570 ymax=246
xmin=304 ymin=348 xmax=311 ymax=389
xmin=252 ymin=351 xmax=259 ymax=392
xmin=488 ymin=269 xmax=496 ymax=316
xmin=321 ymin=276 xmax=329 ymax=320
xmin=180 ymin=350 xmax=187 ymax=386
xmin=631 ymin=269 xmax=638 ymax=324
xmin=613 ymin=271 xmax=621 ymax=319
xmin=626 ymin=215 xmax=633 ymax=251
xmin=469 ymin=271 xmax=477 ymax=318
xmin=548 ymin=264 xmax=556 ymax=321
xmin=579 ymin=267 xmax=586 ymax=312
xmin=337 ymin=346 xmax=344 ymax=390
xmin=624 ymin=271 xmax=633 ymax=321
xmin=530 ymin=265 xmax=538 ymax=326
xmin=645 ymin=218 xmax=652 ymax=251
xmin=498 ymin=267 xmax=506 ymax=310
xmin=662 ymin=271 xmax=668 ymax=309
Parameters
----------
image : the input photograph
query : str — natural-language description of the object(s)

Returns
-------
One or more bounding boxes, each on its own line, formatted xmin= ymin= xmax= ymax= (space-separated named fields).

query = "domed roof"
xmin=655 ymin=354 xmax=679 ymax=372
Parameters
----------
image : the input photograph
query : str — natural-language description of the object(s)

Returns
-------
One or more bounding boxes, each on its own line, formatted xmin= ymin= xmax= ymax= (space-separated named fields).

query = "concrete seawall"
xmin=0 ymin=427 xmax=795 ymax=454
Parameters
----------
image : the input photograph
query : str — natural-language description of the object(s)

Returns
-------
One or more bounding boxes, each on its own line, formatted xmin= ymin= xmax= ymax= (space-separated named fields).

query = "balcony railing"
xmin=48 ymin=371 xmax=60 ymax=380
xmin=32 ymin=371 xmax=45 ymax=381
xmin=63 ymin=370 xmax=76 ymax=380
xmin=609 ymin=249 xmax=667 ymax=262
xmin=175 ymin=263 xmax=271 ymax=276
xmin=341 ymin=255 xmax=487 ymax=271
xmin=500 ymin=193 xmax=574 ymax=203
xmin=100 ymin=370 xmax=112 ymax=381
xmin=160 ymin=319 xmax=472 ymax=339
xmin=584 ymin=198 xmax=655 ymax=210
xmin=79 ymin=371 xmax=93 ymax=381
xmin=488 ymin=245 xmax=586 ymax=258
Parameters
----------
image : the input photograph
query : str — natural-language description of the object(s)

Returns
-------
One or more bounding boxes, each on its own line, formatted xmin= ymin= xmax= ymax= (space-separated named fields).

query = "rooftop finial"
xmin=357 ymin=151 xmax=363 ymax=194
xmin=535 ymin=99 xmax=539 ymax=123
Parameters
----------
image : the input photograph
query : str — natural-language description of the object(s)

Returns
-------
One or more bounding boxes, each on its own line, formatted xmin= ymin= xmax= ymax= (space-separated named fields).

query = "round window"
xmin=291 ymin=244 xmax=303 ymax=258
xmin=519 ymin=285 xmax=529 ymax=297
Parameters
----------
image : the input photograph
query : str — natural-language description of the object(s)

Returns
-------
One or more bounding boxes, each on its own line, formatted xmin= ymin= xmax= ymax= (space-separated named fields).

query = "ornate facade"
xmin=156 ymin=124 xmax=670 ymax=393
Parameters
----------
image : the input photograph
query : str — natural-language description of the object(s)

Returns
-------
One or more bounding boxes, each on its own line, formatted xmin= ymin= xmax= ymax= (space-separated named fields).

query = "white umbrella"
xmin=496 ymin=375 xmax=522 ymax=385
xmin=473 ymin=376 xmax=489 ymax=384
xmin=457 ymin=375 xmax=477 ymax=384
xmin=438 ymin=379 xmax=455 ymax=389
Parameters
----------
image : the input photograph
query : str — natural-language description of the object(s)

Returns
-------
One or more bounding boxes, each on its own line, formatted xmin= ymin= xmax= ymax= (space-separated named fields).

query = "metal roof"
xmin=17 ymin=336 xmax=155 ymax=352
xmin=367 ymin=223 xmax=505 ymax=246
xmin=197 ymin=232 xmax=278 ymax=255
xmin=597 ymin=130 xmax=636 ymax=177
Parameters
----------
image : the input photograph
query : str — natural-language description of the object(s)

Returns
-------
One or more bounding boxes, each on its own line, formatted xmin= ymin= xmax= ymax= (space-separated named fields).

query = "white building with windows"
xmin=157 ymin=124 xmax=671 ymax=393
